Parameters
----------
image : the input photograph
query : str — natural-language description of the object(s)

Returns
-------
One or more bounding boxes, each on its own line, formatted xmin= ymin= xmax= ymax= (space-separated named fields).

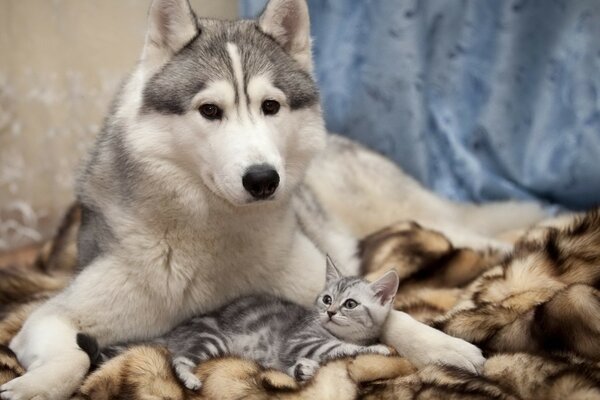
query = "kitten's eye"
xmin=262 ymin=100 xmax=280 ymax=116
xmin=343 ymin=299 xmax=358 ymax=309
xmin=199 ymin=104 xmax=222 ymax=120
xmin=322 ymin=295 xmax=332 ymax=305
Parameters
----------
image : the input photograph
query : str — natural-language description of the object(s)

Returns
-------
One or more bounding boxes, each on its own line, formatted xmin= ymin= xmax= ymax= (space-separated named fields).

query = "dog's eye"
xmin=261 ymin=100 xmax=280 ymax=116
xmin=199 ymin=104 xmax=222 ymax=120
xmin=322 ymin=295 xmax=332 ymax=305
xmin=343 ymin=299 xmax=358 ymax=309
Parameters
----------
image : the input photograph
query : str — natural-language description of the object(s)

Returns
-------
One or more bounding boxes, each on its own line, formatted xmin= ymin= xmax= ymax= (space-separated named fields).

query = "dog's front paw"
xmin=428 ymin=333 xmax=484 ymax=374
xmin=385 ymin=312 xmax=485 ymax=374
xmin=1 ymin=372 xmax=59 ymax=400
xmin=0 ymin=354 xmax=88 ymax=400
xmin=292 ymin=358 xmax=320 ymax=382
xmin=406 ymin=330 xmax=484 ymax=374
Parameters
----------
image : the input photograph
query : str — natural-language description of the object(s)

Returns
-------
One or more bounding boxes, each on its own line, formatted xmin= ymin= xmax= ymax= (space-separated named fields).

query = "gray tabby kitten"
xmin=103 ymin=257 xmax=399 ymax=390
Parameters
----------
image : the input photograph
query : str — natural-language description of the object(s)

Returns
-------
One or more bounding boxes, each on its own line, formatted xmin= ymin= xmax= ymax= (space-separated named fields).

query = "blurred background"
xmin=1 ymin=0 xmax=599 ymax=253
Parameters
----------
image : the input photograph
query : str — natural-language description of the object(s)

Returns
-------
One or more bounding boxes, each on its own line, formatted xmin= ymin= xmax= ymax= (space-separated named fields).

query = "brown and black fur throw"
xmin=2 ymin=205 xmax=600 ymax=399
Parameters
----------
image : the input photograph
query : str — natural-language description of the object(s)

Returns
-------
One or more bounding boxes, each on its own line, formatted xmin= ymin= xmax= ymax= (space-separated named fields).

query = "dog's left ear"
xmin=369 ymin=271 xmax=399 ymax=305
xmin=259 ymin=0 xmax=313 ymax=71
xmin=142 ymin=0 xmax=198 ymax=70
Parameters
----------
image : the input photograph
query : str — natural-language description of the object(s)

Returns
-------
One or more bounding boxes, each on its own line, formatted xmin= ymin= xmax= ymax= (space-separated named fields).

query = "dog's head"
xmin=118 ymin=0 xmax=326 ymax=207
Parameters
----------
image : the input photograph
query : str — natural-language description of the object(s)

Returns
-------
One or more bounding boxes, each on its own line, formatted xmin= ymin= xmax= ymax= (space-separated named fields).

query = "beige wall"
xmin=0 ymin=0 xmax=238 ymax=251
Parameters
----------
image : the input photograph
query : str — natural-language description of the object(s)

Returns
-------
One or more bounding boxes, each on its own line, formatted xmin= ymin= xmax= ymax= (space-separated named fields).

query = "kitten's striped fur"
xmin=105 ymin=257 xmax=399 ymax=390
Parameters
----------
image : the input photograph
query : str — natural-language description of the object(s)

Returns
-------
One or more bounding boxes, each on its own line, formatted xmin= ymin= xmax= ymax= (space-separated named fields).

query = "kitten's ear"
xmin=259 ymin=0 xmax=313 ymax=71
xmin=325 ymin=255 xmax=342 ymax=285
xmin=369 ymin=271 xmax=399 ymax=305
xmin=142 ymin=0 xmax=198 ymax=69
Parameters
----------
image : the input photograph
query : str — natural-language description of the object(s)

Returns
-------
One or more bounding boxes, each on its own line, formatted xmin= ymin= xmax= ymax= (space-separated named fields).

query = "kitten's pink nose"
xmin=327 ymin=310 xmax=336 ymax=319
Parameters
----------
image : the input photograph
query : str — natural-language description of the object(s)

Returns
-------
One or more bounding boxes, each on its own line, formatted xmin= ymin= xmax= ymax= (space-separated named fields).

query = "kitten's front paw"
xmin=364 ymin=344 xmax=392 ymax=356
xmin=179 ymin=373 xmax=202 ymax=392
xmin=292 ymin=358 xmax=320 ymax=382
xmin=173 ymin=357 xmax=202 ymax=391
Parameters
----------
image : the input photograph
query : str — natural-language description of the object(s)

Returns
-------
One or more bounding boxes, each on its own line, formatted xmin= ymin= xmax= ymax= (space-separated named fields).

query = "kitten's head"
xmin=315 ymin=256 xmax=399 ymax=343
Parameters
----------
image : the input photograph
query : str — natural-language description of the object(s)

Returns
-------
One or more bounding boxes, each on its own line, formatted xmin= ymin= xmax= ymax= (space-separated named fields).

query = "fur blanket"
xmin=2 ymin=205 xmax=600 ymax=399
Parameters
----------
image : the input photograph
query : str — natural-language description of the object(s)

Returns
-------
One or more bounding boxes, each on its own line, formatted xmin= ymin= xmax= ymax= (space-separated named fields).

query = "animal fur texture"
xmin=1 ymin=206 xmax=600 ymax=399
xmin=99 ymin=261 xmax=398 ymax=391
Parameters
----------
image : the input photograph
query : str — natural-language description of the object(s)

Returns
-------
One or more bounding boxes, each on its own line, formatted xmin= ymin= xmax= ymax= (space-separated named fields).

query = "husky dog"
xmin=0 ymin=0 xmax=545 ymax=399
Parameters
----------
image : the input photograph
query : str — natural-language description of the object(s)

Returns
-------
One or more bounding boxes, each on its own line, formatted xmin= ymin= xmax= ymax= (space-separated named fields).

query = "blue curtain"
xmin=240 ymin=0 xmax=600 ymax=210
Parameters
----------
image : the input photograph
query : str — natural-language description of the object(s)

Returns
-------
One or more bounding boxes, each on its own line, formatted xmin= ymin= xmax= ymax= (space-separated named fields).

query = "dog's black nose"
xmin=242 ymin=164 xmax=280 ymax=199
xmin=327 ymin=311 xmax=336 ymax=319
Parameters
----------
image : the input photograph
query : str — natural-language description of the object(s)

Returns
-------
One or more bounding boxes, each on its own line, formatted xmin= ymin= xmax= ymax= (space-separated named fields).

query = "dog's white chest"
xmin=125 ymin=213 xmax=327 ymax=319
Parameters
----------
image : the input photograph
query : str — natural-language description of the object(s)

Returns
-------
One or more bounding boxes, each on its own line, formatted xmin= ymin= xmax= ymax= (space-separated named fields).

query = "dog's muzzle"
xmin=242 ymin=164 xmax=280 ymax=200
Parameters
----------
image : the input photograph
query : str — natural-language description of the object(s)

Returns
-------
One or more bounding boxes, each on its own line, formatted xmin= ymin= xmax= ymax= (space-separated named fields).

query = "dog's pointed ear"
xmin=325 ymin=255 xmax=342 ymax=286
xmin=369 ymin=271 xmax=399 ymax=305
xmin=259 ymin=0 xmax=313 ymax=71
xmin=142 ymin=0 xmax=198 ymax=68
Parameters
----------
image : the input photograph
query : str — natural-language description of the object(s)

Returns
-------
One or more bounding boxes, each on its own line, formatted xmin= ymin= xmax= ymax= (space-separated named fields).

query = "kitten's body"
xmin=158 ymin=294 xmax=385 ymax=389
xmin=105 ymin=260 xmax=398 ymax=390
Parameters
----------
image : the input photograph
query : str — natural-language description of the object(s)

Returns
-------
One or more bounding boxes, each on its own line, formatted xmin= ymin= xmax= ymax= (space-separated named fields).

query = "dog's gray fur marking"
xmin=77 ymin=205 xmax=113 ymax=269
xmin=76 ymin=123 xmax=145 ymax=270
xmin=142 ymin=19 xmax=318 ymax=115
xmin=79 ymin=116 xmax=143 ymax=205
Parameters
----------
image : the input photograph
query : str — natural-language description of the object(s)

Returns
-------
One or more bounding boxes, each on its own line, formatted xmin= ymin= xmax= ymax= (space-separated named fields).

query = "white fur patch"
xmin=2 ymin=315 xmax=90 ymax=400
xmin=247 ymin=75 xmax=287 ymax=109
xmin=226 ymin=42 xmax=247 ymax=113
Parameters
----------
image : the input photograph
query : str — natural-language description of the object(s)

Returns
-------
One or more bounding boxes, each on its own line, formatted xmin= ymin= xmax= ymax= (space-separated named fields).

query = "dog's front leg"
xmin=0 ymin=309 xmax=90 ymax=400
xmin=381 ymin=310 xmax=485 ymax=374
xmin=1 ymin=256 xmax=178 ymax=400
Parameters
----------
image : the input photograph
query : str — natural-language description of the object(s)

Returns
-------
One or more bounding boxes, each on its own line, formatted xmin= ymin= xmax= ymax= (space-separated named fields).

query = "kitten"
xmin=101 ymin=257 xmax=399 ymax=390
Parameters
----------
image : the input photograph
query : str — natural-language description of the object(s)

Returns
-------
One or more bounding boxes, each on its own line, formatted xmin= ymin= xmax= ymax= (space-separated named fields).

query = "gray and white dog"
xmin=1 ymin=1 xmax=546 ymax=399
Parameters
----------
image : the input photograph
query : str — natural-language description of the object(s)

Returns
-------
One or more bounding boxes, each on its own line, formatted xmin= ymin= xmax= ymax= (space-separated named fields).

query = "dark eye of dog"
xmin=322 ymin=295 xmax=332 ymax=305
xmin=262 ymin=100 xmax=280 ymax=116
xmin=199 ymin=104 xmax=222 ymax=120
xmin=343 ymin=299 xmax=358 ymax=309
